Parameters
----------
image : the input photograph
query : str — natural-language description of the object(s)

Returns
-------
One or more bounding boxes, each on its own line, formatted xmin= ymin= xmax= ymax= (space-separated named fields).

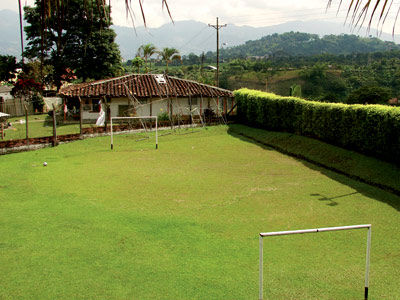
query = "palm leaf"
xmin=327 ymin=0 xmax=397 ymax=34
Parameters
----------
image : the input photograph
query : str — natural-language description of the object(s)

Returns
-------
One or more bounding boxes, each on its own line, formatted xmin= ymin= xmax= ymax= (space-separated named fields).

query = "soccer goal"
xmin=259 ymin=224 xmax=372 ymax=300
xmin=110 ymin=116 xmax=158 ymax=150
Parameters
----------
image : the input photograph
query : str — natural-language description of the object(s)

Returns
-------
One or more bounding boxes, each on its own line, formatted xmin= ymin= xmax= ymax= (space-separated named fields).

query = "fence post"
xmin=63 ymin=98 xmax=67 ymax=122
xmin=14 ymin=98 xmax=18 ymax=116
xmin=20 ymin=97 xmax=24 ymax=116
xmin=1 ymin=122 xmax=4 ymax=140
xmin=78 ymin=97 xmax=83 ymax=137
xmin=52 ymin=104 xmax=57 ymax=146
xmin=103 ymin=98 xmax=108 ymax=133
xmin=24 ymin=104 xmax=29 ymax=147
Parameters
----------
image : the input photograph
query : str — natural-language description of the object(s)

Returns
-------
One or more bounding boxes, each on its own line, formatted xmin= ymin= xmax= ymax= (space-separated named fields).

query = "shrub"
xmin=30 ymin=93 xmax=44 ymax=113
xmin=158 ymin=111 xmax=169 ymax=121
xmin=234 ymin=88 xmax=400 ymax=165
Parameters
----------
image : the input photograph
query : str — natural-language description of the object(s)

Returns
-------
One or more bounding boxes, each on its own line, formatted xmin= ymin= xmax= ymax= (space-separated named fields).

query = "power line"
xmin=178 ymin=25 xmax=209 ymax=50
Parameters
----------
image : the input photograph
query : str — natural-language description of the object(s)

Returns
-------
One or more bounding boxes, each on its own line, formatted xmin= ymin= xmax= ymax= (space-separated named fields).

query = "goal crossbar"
xmin=110 ymin=116 xmax=158 ymax=150
xmin=259 ymin=224 xmax=372 ymax=300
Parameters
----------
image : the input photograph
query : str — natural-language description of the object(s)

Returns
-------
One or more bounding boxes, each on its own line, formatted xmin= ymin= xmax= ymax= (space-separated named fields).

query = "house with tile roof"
xmin=59 ymin=74 xmax=234 ymax=121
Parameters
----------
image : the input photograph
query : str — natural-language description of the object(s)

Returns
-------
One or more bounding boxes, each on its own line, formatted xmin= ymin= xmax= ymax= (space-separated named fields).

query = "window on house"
xmin=92 ymin=99 xmax=100 ymax=112
xmin=83 ymin=99 xmax=101 ymax=112
xmin=83 ymin=99 xmax=91 ymax=111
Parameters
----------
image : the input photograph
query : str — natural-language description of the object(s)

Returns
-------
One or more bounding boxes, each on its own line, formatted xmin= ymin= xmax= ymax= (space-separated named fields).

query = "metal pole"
xmin=110 ymin=117 xmax=113 ymax=150
xmin=18 ymin=0 xmax=24 ymax=64
xmin=365 ymin=227 xmax=372 ymax=300
xmin=216 ymin=17 xmax=219 ymax=87
xmin=259 ymin=236 xmax=263 ymax=300
xmin=79 ymin=97 xmax=83 ymax=136
xmin=259 ymin=224 xmax=371 ymax=300
xmin=110 ymin=116 xmax=158 ymax=150
xmin=155 ymin=116 xmax=158 ymax=149
xmin=52 ymin=104 xmax=57 ymax=146
xmin=24 ymin=104 xmax=29 ymax=147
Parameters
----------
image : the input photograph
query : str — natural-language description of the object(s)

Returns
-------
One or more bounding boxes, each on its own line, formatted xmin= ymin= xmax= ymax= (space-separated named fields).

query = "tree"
xmin=24 ymin=0 xmax=123 ymax=90
xmin=131 ymin=57 xmax=144 ymax=73
xmin=137 ymin=44 xmax=157 ymax=72
xmin=21 ymin=60 xmax=54 ymax=89
xmin=11 ymin=74 xmax=45 ymax=112
xmin=157 ymin=48 xmax=181 ymax=73
xmin=347 ymin=85 xmax=391 ymax=104
xmin=0 ymin=55 xmax=18 ymax=82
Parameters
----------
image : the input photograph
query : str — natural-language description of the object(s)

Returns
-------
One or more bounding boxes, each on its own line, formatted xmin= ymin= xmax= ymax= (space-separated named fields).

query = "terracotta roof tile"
xmin=60 ymin=74 xmax=233 ymax=98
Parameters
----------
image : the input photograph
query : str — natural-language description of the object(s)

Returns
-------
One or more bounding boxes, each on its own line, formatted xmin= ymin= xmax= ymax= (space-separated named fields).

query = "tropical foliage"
xmin=157 ymin=48 xmax=181 ymax=73
xmin=130 ymin=57 xmax=144 ymax=73
xmin=137 ymin=44 xmax=157 ymax=72
xmin=327 ymin=0 xmax=399 ymax=33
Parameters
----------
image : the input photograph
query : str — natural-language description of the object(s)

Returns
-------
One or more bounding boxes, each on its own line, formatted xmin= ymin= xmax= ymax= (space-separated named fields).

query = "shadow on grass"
xmin=311 ymin=192 xmax=359 ymax=206
xmin=227 ymin=124 xmax=400 ymax=212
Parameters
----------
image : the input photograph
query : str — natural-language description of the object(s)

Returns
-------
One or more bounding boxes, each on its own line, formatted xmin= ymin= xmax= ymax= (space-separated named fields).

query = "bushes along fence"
xmin=234 ymin=88 xmax=400 ymax=165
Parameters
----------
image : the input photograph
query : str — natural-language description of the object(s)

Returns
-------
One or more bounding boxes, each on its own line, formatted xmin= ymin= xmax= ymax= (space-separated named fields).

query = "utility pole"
xmin=200 ymin=51 xmax=205 ymax=77
xmin=208 ymin=17 xmax=226 ymax=87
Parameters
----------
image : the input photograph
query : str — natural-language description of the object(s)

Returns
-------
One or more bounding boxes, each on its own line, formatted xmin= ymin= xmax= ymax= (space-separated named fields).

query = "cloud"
xmin=1 ymin=0 xmax=397 ymax=33
xmin=110 ymin=0 xmax=338 ymax=28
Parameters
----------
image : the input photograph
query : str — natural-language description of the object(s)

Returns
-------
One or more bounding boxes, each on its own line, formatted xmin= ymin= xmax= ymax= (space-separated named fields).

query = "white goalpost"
xmin=259 ymin=224 xmax=372 ymax=300
xmin=110 ymin=116 xmax=158 ymax=150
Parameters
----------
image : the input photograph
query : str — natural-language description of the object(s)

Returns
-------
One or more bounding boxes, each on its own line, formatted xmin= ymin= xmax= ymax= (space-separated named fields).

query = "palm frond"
xmin=327 ymin=0 xmax=397 ymax=34
xmin=37 ymin=0 xmax=172 ymax=28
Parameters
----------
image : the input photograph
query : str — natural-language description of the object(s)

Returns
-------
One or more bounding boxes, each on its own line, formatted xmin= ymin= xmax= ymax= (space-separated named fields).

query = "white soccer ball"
xmin=43 ymin=162 xmax=47 ymax=166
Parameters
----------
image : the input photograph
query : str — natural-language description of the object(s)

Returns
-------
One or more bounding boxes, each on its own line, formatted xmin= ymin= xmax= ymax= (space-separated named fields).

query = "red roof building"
xmin=59 ymin=74 xmax=234 ymax=120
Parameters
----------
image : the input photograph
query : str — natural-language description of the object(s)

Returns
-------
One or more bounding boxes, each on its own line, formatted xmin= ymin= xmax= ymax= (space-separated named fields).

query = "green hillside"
xmin=220 ymin=32 xmax=400 ymax=59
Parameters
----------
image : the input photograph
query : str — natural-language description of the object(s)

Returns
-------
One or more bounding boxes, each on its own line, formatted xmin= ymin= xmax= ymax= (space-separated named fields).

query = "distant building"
xmin=0 ymin=85 xmax=13 ymax=101
xmin=246 ymin=55 xmax=270 ymax=60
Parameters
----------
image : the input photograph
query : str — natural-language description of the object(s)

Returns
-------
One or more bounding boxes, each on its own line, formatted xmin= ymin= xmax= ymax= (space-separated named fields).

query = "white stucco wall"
xmin=80 ymin=96 xmax=231 ymax=120
xmin=82 ymin=110 xmax=100 ymax=120
xmin=0 ymin=92 xmax=13 ymax=101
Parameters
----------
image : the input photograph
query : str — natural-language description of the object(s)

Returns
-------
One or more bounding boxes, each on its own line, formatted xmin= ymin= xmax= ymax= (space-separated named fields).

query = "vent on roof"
xmin=154 ymin=74 xmax=167 ymax=84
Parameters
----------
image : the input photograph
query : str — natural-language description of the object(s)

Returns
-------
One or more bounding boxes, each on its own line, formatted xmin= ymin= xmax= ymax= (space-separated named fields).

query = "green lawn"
xmin=2 ymin=114 xmax=98 ymax=141
xmin=1 ymin=125 xmax=399 ymax=299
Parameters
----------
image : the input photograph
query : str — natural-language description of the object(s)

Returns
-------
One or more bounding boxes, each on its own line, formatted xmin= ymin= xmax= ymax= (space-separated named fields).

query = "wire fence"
xmin=0 ymin=96 xmax=237 ymax=148
xmin=0 ymin=99 xmax=97 ymax=143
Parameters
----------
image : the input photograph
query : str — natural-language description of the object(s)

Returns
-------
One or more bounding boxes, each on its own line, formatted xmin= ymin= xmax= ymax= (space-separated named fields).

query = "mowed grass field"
xmin=1 ymin=125 xmax=399 ymax=299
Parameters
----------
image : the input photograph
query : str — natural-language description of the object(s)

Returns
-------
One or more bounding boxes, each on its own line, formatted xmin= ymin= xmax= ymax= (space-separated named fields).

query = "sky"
xmin=1 ymin=0 xmax=398 ymax=34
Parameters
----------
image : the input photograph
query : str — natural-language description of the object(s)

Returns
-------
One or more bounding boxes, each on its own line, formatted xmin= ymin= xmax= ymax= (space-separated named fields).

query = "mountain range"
xmin=1 ymin=9 xmax=400 ymax=60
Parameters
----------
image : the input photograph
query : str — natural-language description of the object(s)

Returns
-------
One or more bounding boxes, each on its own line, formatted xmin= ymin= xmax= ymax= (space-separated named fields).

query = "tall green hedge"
xmin=234 ymin=88 xmax=400 ymax=165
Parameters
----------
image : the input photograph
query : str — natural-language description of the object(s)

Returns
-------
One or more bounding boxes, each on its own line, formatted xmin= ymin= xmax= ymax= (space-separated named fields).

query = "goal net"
xmin=259 ymin=224 xmax=372 ymax=300
xmin=110 ymin=116 xmax=158 ymax=150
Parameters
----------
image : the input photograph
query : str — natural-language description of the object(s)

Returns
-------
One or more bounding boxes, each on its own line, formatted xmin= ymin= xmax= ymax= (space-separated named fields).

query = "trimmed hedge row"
xmin=234 ymin=88 xmax=400 ymax=165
